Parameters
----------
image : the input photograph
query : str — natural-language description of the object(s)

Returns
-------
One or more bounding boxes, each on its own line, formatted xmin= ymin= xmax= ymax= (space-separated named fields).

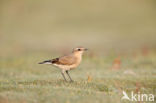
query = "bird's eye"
xmin=78 ymin=49 xmax=81 ymax=51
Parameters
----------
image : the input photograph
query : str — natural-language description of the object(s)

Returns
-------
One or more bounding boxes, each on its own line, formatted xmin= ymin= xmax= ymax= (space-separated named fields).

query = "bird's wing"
xmin=52 ymin=54 xmax=77 ymax=65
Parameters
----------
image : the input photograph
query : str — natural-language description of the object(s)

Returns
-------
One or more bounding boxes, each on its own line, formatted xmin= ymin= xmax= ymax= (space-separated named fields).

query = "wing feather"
xmin=52 ymin=54 xmax=76 ymax=65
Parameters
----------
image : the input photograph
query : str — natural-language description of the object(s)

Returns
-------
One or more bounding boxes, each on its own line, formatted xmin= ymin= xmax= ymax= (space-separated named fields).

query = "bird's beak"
xmin=84 ymin=48 xmax=88 ymax=51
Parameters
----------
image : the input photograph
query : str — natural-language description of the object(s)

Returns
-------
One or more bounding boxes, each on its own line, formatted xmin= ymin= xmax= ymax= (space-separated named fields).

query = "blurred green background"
xmin=1 ymin=0 xmax=156 ymax=56
xmin=0 ymin=0 xmax=156 ymax=103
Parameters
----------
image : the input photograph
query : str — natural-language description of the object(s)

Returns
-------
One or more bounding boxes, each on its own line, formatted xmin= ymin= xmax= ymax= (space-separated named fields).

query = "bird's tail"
xmin=39 ymin=58 xmax=59 ymax=64
xmin=38 ymin=60 xmax=52 ymax=64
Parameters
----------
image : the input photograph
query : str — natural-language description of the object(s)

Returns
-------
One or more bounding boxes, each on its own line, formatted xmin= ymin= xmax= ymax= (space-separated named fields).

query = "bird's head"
xmin=72 ymin=47 xmax=88 ymax=55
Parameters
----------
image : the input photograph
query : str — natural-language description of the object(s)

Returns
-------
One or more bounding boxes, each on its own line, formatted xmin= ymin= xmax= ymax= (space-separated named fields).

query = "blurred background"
xmin=0 ymin=0 xmax=156 ymax=56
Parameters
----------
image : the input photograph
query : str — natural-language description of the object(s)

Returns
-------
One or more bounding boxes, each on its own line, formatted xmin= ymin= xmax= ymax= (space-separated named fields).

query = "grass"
xmin=0 ymin=51 xmax=155 ymax=103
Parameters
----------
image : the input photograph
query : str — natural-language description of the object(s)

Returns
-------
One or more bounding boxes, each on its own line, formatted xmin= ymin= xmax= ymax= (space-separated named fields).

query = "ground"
xmin=0 ymin=51 xmax=155 ymax=103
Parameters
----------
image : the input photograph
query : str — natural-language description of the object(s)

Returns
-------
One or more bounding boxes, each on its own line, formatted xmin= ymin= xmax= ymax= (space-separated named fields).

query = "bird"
xmin=38 ymin=47 xmax=88 ymax=82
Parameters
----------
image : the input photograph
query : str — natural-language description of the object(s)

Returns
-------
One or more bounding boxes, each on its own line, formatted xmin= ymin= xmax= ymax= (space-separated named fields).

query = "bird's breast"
xmin=71 ymin=56 xmax=82 ymax=68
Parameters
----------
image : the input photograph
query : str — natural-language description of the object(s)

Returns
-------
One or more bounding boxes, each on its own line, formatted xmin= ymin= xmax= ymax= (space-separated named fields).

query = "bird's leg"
xmin=61 ymin=71 xmax=67 ymax=82
xmin=66 ymin=70 xmax=73 ymax=82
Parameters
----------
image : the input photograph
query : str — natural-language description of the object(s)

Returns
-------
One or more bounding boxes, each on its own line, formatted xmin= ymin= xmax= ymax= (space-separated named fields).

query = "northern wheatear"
xmin=39 ymin=47 xmax=88 ymax=82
